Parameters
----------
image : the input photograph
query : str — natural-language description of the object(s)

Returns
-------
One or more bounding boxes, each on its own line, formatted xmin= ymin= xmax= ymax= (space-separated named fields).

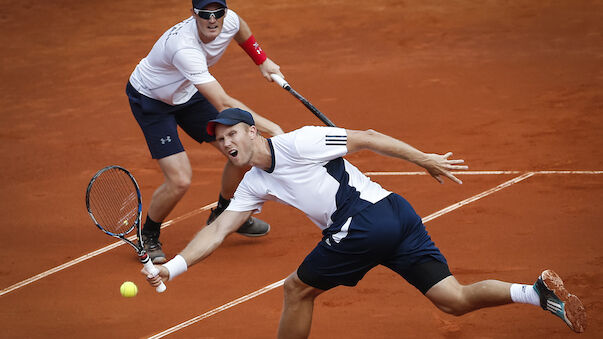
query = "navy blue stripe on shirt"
xmin=323 ymin=157 xmax=373 ymax=231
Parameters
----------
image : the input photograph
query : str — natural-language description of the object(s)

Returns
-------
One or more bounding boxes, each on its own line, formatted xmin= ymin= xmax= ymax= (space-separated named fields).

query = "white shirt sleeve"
xmin=172 ymin=48 xmax=216 ymax=84
xmin=293 ymin=126 xmax=348 ymax=162
xmin=226 ymin=170 xmax=267 ymax=213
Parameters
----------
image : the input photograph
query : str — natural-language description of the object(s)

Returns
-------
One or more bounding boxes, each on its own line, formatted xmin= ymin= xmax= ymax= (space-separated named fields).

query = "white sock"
xmin=510 ymin=283 xmax=541 ymax=306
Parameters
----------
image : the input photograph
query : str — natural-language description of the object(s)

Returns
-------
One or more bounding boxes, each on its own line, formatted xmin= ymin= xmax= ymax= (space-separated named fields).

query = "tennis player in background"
xmin=126 ymin=0 xmax=284 ymax=264
xmin=146 ymin=109 xmax=586 ymax=337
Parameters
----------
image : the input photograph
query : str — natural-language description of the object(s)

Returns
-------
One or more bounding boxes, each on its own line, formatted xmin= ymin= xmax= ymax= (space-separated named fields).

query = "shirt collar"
xmin=265 ymin=138 xmax=276 ymax=173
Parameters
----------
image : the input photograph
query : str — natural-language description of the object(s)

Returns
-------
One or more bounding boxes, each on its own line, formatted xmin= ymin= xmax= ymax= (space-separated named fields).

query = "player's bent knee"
xmin=282 ymin=275 xmax=306 ymax=299
xmin=283 ymin=274 xmax=321 ymax=303
xmin=172 ymin=175 xmax=192 ymax=192
xmin=158 ymin=153 xmax=193 ymax=192
xmin=434 ymin=301 xmax=471 ymax=316
xmin=163 ymin=169 xmax=192 ymax=192
xmin=162 ymin=177 xmax=190 ymax=197
xmin=426 ymin=277 xmax=472 ymax=316
xmin=430 ymin=289 xmax=471 ymax=316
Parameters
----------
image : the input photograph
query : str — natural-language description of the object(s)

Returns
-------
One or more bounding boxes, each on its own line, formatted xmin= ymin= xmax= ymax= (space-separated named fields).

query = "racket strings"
xmin=88 ymin=168 xmax=139 ymax=235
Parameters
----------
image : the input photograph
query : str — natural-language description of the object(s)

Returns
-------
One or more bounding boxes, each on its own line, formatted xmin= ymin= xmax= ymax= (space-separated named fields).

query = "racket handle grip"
xmin=143 ymin=260 xmax=167 ymax=293
xmin=270 ymin=74 xmax=290 ymax=89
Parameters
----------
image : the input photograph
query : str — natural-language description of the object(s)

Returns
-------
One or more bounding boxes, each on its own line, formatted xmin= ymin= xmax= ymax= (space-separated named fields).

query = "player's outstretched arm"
xmin=195 ymin=81 xmax=284 ymax=136
xmin=143 ymin=210 xmax=252 ymax=287
xmin=346 ymin=129 xmax=468 ymax=184
xmin=180 ymin=210 xmax=252 ymax=266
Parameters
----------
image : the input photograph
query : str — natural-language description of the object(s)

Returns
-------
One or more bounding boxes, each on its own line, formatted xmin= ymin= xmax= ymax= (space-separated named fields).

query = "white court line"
xmin=423 ymin=172 xmax=535 ymax=222
xmin=148 ymin=279 xmax=286 ymax=339
xmin=365 ymin=170 xmax=521 ymax=176
xmin=146 ymin=172 xmax=538 ymax=338
xmin=0 ymin=202 xmax=216 ymax=297
xmin=535 ymin=170 xmax=603 ymax=175
xmin=365 ymin=170 xmax=603 ymax=176
xmin=2 ymin=169 xmax=601 ymax=297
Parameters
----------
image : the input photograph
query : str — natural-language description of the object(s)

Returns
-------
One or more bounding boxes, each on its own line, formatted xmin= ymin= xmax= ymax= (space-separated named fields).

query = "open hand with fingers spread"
xmin=420 ymin=152 xmax=468 ymax=184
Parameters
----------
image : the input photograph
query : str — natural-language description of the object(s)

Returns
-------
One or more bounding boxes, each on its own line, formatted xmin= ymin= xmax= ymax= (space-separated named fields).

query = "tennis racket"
xmin=85 ymin=165 xmax=166 ymax=293
xmin=270 ymin=74 xmax=337 ymax=127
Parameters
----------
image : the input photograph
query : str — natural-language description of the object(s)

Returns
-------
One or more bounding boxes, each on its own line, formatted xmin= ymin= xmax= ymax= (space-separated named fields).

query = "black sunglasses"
xmin=193 ymin=8 xmax=226 ymax=20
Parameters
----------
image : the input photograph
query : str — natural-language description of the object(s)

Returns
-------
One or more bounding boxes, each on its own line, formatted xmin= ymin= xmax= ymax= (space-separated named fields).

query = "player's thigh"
xmin=127 ymin=84 xmax=186 ymax=159
xmin=394 ymin=259 xmax=453 ymax=295
xmin=424 ymin=275 xmax=465 ymax=312
xmin=157 ymin=152 xmax=192 ymax=186
xmin=297 ymin=198 xmax=404 ymax=291
xmin=297 ymin=243 xmax=378 ymax=291
xmin=174 ymin=92 xmax=219 ymax=144
xmin=283 ymin=271 xmax=326 ymax=301
xmin=380 ymin=194 xmax=451 ymax=294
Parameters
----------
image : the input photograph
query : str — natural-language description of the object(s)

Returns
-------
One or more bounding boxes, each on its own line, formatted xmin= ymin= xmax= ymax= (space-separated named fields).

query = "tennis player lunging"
xmin=145 ymin=109 xmax=586 ymax=337
xmin=126 ymin=0 xmax=284 ymax=264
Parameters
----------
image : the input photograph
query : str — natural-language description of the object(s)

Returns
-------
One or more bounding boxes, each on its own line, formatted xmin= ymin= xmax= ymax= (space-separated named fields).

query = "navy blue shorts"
xmin=126 ymin=82 xmax=218 ymax=159
xmin=297 ymin=193 xmax=450 ymax=294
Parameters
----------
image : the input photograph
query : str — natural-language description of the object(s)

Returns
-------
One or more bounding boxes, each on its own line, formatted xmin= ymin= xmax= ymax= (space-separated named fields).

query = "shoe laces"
xmin=142 ymin=235 xmax=162 ymax=249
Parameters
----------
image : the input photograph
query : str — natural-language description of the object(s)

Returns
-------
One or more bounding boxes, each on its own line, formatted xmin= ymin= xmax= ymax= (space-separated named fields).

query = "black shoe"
xmin=236 ymin=217 xmax=270 ymax=237
xmin=141 ymin=234 xmax=167 ymax=264
xmin=207 ymin=207 xmax=270 ymax=237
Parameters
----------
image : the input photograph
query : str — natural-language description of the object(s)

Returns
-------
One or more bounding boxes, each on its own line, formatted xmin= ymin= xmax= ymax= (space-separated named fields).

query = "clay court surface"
xmin=1 ymin=0 xmax=602 ymax=337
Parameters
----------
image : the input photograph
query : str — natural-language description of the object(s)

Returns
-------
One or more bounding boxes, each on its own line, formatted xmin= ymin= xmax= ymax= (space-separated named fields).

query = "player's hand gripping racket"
xmin=270 ymin=74 xmax=337 ymax=127
xmin=85 ymin=165 xmax=166 ymax=293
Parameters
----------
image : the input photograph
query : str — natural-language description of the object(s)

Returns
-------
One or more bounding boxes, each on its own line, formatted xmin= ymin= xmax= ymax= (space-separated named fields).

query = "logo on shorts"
xmin=160 ymin=136 xmax=172 ymax=144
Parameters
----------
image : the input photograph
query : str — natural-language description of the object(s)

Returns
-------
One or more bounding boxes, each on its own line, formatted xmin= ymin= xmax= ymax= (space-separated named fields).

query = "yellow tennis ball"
xmin=120 ymin=281 xmax=138 ymax=297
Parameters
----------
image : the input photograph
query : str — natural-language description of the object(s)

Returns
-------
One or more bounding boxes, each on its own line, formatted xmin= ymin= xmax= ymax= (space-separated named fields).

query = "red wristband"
xmin=239 ymin=35 xmax=267 ymax=65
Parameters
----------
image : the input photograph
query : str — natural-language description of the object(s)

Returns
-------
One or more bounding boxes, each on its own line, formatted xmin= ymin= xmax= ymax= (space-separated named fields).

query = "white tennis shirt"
xmin=129 ymin=10 xmax=240 ymax=105
xmin=228 ymin=126 xmax=391 ymax=230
